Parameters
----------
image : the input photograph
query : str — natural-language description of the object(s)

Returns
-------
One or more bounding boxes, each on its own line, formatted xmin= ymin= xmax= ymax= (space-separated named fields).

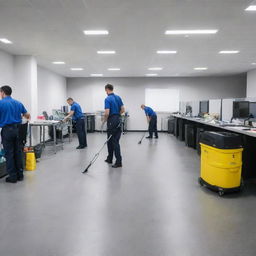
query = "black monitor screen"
xmin=233 ymin=101 xmax=249 ymax=118
xmin=199 ymin=101 xmax=209 ymax=114
xmin=249 ymin=102 xmax=256 ymax=118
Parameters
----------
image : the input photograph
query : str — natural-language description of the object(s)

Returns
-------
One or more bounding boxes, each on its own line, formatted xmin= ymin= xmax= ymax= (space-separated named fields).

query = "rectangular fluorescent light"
xmin=90 ymin=74 xmax=103 ymax=77
xmin=252 ymin=63 xmax=256 ymax=65
xmin=84 ymin=30 xmax=109 ymax=35
xmin=245 ymin=5 xmax=256 ymax=11
xmin=219 ymin=50 xmax=239 ymax=54
xmin=148 ymin=67 xmax=163 ymax=71
xmin=52 ymin=61 xmax=65 ymax=64
xmin=146 ymin=74 xmax=158 ymax=76
xmin=108 ymin=68 xmax=120 ymax=71
xmin=165 ymin=29 xmax=218 ymax=35
xmin=97 ymin=50 xmax=116 ymax=54
xmin=71 ymin=68 xmax=84 ymax=71
xmin=157 ymin=50 xmax=177 ymax=54
xmin=194 ymin=67 xmax=208 ymax=70
xmin=0 ymin=38 xmax=12 ymax=44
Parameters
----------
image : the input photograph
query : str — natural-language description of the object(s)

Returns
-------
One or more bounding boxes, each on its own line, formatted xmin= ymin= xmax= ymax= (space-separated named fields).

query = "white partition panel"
xmin=209 ymin=99 xmax=222 ymax=116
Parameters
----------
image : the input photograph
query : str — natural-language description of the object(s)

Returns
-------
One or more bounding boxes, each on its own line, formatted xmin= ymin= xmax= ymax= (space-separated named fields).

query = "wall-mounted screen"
xmin=233 ymin=101 xmax=249 ymax=118
xmin=199 ymin=101 xmax=209 ymax=115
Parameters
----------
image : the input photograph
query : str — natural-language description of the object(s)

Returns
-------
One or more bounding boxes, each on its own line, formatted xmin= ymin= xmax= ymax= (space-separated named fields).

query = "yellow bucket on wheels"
xmin=198 ymin=131 xmax=243 ymax=196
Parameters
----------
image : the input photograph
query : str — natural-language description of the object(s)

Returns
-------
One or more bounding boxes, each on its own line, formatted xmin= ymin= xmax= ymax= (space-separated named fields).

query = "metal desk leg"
xmin=53 ymin=125 xmax=57 ymax=154
xmin=40 ymin=126 xmax=42 ymax=144
xmin=29 ymin=124 xmax=32 ymax=147
xmin=43 ymin=125 xmax=46 ymax=147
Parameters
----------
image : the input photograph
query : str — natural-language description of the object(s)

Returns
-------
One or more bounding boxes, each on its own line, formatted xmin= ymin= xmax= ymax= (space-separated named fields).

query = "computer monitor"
xmin=233 ymin=101 xmax=249 ymax=118
xmin=249 ymin=102 xmax=256 ymax=118
xmin=199 ymin=101 xmax=209 ymax=115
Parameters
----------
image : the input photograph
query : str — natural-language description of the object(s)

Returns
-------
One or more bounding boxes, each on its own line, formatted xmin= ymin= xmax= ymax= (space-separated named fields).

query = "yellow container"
xmin=200 ymin=143 xmax=243 ymax=189
xmin=25 ymin=152 xmax=36 ymax=171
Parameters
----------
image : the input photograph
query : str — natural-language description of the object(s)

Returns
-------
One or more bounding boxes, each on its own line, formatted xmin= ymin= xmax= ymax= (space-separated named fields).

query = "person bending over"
xmin=65 ymin=98 xmax=87 ymax=149
xmin=141 ymin=104 xmax=158 ymax=139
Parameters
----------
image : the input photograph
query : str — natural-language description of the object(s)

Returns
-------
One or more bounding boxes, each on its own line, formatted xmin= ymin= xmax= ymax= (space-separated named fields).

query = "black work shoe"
xmin=76 ymin=146 xmax=86 ymax=149
xmin=76 ymin=146 xmax=82 ymax=149
xmin=17 ymin=176 xmax=24 ymax=181
xmin=5 ymin=177 xmax=17 ymax=183
xmin=112 ymin=163 xmax=122 ymax=168
xmin=146 ymin=136 xmax=153 ymax=139
xmin=105 ymin=159 xmax=113 ymax=164
xmin=155 ymin=136 xmax=159 ymax=139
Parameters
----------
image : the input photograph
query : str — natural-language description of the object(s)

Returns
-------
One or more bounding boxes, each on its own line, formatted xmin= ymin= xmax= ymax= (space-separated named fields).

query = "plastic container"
xmin=25 ymin=152 xmax=36 ymax=171
xmin=199 ymin=131 xmax=243 ymax=196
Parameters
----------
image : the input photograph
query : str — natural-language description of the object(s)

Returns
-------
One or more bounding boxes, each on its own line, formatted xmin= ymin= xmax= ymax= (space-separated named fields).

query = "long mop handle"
xmin=82 ymin=134 xmax=113 ymax=173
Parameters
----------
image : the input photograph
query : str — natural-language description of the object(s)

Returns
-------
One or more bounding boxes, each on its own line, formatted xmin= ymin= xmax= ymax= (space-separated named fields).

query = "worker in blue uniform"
xmin=104 ymin=84 xmax=125 ymax=168
xmin=0 ymin=85 xmax=30 ymax=183
xmin=141 ymin=104 xmax=158 ymax=139
xmin=65 ymin=98 xmax=87 ymax=149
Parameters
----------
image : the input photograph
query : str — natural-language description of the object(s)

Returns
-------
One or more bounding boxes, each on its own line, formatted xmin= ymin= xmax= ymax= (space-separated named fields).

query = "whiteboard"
xmin=145 ymin=89 xmax=180 ymax=112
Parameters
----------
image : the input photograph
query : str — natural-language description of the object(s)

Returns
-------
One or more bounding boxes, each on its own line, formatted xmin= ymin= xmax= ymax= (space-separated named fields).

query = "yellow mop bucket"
xmin=25 ymin=152 xmax=36 ymax=171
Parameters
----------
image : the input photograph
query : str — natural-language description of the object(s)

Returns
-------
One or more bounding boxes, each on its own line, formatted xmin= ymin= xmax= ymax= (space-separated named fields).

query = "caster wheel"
xmin=198 ymin=178 xmax=203 ymax=186
xmin=218 ymin=190 xmax=224 ymax=197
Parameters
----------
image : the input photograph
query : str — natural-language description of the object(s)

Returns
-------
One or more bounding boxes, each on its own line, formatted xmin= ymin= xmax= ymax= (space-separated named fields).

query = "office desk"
xmin=172 ymin=115 xmax=256 ymax=179
xmin=29 ymin=120 xmax=72 ymax=154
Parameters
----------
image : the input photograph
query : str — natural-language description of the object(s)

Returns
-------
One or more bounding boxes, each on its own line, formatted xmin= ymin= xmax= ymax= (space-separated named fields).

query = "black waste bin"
xmin=168 ymin=118 xmax=175 ymax=134
xmin=185 ymin=124 xmax=196 ymax=148
xmin=86 ymin=115 xmax=95 ymax=133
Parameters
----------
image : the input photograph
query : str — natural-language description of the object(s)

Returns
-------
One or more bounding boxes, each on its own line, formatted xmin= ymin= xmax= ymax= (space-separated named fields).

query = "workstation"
xmin=1 ymin=1 xmax=256 ymax=256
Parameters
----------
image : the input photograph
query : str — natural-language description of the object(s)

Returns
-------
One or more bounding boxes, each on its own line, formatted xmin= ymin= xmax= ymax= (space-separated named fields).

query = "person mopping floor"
xmin=141 ymin=104 xmax=158 ymax=139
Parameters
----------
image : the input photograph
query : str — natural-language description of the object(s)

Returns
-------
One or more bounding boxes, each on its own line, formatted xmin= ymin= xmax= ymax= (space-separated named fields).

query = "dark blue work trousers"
xmin=107 ymin=115 xmax=122 ymax=164
xmin=149 ymin=115 xmax=158 ymax=138
xmin=1 ymin=124 xmax=23 ymax=179
xmin=76 ymin=118 xmax=87 ymax=147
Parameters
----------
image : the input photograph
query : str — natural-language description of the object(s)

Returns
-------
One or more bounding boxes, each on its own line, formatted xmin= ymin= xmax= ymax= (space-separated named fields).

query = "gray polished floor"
xmin=1 ymin=133 xmax=256 ymax=256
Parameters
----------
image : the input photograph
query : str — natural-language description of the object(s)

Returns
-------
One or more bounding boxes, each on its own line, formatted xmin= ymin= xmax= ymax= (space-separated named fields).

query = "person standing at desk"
xmin=0 ymin=85 xmax=30 ymax=183
xmin=104 ymin=84 xmax=125 ymax=168
xmin=141 ymin=104 xmax=158 ymax=139
xmin=65 ymin=98 xmax=87 ymax=149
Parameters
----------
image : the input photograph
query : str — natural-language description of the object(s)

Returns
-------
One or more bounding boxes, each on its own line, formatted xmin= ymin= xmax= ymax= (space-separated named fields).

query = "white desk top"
xmin=172 ymin=114 xmax=256 ymax=138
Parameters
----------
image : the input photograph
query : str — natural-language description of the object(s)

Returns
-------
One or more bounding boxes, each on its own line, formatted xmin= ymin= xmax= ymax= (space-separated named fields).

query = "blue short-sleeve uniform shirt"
xmin=71 ymin=102 xmax=84 ymax=121
xmin=0 ymin=96 xmax=27 ymax=127
xmin=144 ymin=106 xmax=156 ymax=117
xmin=104 ymin=93 xmax=124 ymax=116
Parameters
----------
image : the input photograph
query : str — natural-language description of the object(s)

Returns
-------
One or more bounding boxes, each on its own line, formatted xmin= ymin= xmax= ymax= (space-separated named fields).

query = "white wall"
xmin=247 ymin=69 xmax=256 ymax=97
xmin=37 ymin=66 xmax=67 ymax=115
xmin=0 ymin=50 xmax=14 ymax=86
xmin=67 ymin=76 xmax=246 ymax=130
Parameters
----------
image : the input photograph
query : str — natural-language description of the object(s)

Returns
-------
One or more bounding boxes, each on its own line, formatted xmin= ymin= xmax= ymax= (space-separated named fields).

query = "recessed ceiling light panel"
xmin=165 ymin=29 xmax=218 ymax=35
xmin=71 ymin=68 xmax=84 ymax=71
xmin=97 ymin=50 xmax=116 ymax=54
xmin=52 ymin=61 xmax=65 ymax=64
xmin=0 ymin=38 xmax=12 ymax=44
xmin=108 ymin=68 xmax=120 ymax=71
xmin=157 ymin=50 xmax=177 ymax=54
xmin=148 ymin=67 xmax=163 ymax=71
xmin=146 ymin=74 xmax=158 ymax=76
xmin=219 ymin=50 xmax=239 ymax=54
xmin=194 ymin=67 xmax=208 ymax=70
xmin=245 ymin=5 xmax=256 ymax=11
xmin=84 ymin=30 xmax=109 ymax=35
xmin=90 ymin=74 xmax=103 ymax=77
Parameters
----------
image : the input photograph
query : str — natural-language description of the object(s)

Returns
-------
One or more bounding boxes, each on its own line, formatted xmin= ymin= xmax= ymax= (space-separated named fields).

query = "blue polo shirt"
xmin=71 ymin=102 xmax=84 ymax=121
xmin=144 ymin=106 xmax=156 ymax=117
xmin=0 ymin=96 xmax=27 ymax=127
xmin=104 ymin=93 xmax=124 ymax=116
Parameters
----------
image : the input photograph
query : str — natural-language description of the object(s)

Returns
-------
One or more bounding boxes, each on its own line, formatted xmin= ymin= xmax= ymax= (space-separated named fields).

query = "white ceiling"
xmin=0 ymin=0 xmax=256 ymax=77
